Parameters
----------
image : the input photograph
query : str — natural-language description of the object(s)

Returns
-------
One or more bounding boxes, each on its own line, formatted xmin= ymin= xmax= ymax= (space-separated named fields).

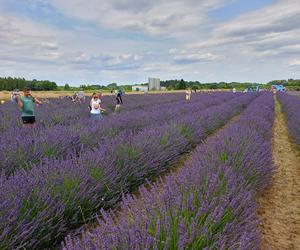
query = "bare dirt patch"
xmin=258 ymin=98 xmax=300 ymax=250
xmin=0 ymin=90 xmax=176 ymax=101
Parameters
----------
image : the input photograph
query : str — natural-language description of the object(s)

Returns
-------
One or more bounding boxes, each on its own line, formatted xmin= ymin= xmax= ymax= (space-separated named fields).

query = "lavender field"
xmin=0 ymin=92 xmax=299 ymax=249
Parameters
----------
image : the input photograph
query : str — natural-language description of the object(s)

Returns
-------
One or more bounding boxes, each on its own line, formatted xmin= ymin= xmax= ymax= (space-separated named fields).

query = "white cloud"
xmin=289 ymin=59 xmax=300 ymax=66
xmin=0 ymin=11 xmax=148 ymax=83
xmin=215 ymin=0 xmax=300 ymax=37
xmin=0 ymin=0 xmax=300 ymax=84
xmin=170 ymin=49 xmax=218 ymax=64
xmin=51 ymin=0 xmax=230 ymax=36
xmin=190 ymin=0 xmax=300 ymax=56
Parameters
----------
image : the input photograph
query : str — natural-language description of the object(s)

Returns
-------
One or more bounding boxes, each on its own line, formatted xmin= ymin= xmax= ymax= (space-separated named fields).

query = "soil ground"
xmin=258 ymin=98 xmax=300 ymax=250
xmin=0 ymin=90 xmax=175 ymax=101
xmin=0 ymin=89 xmax=228 ymax=101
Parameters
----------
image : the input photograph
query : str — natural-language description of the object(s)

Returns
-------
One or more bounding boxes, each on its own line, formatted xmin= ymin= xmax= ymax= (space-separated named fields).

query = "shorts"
xmin=22 ymin=116 xmax=36 ymax=124
xmin=90 ymin=113 xmax=102 ymax=120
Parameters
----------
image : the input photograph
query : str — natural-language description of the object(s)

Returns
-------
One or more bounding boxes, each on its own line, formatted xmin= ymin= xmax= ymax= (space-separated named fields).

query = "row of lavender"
xmin=277 ymin=93 xmax=300 ymax=146
xmin=0 ymin=93 xmax=238 ymax=176
xmin=63 ymin=93 xmax=275 ymax=250
xmin=0 ymin=94 xmax=255 ymax=249
xmin=0 ymin=93 xmax=184 ymax=133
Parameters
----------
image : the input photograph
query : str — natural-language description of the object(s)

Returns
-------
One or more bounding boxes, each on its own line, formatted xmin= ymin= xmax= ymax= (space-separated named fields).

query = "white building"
xmin=148 ymin=78 xmax=160 ymax=90
xmin=132 ymin=85 xmax=148 ymax=92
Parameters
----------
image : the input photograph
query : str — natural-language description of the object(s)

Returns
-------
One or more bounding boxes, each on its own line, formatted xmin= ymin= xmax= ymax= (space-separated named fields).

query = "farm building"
xmin=132 ymin=85 xmax=149 ymax=92
xmin=148 ymin=78 xmax=160 ymax=90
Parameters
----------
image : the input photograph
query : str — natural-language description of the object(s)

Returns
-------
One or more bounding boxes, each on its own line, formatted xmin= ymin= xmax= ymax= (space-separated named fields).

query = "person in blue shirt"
xmin=17 ymin=87 xmax=42 ymax=126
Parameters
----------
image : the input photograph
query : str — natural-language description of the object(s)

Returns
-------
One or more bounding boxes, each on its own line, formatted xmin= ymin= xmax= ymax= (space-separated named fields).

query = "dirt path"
xmin=258 ymin=98 xmax=300 ymax=250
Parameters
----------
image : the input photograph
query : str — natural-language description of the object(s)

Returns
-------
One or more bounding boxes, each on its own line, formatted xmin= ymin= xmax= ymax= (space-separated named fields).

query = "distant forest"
xmin=160 ymin=79 xmax=300 ymax=90
xmin=0 ymin=77 xmax=300 ymax=91
xmin=0 ymin=77 xmax=57 ymax=91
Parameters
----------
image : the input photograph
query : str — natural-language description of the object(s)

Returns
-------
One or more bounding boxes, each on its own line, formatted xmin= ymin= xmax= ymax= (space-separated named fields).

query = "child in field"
xmin=17 ymin=87 xmax=42 ymax=126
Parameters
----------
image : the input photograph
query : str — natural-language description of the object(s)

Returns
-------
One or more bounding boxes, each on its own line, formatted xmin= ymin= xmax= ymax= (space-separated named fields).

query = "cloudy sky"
xmin=0 ymin=0 xmax=299 ymax=85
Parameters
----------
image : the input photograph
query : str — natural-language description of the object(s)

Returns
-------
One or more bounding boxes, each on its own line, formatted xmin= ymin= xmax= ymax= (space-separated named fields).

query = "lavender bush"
xmin=277 ymin=92 xmax=300 ymax=146
xmin=62 ymin=93 xmax=274 ymax=250
xmin=0 ymin=93 xmax=255 ymax=249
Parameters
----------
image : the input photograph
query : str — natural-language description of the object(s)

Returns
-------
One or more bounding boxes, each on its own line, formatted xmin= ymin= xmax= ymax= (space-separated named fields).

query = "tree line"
xmin=0 ymin=77 xmax=57 ymax=91
xmin=1 ymin=77 xmax=299 ymax=92
xmin=160 ymin=79 xmax=300 ymax=90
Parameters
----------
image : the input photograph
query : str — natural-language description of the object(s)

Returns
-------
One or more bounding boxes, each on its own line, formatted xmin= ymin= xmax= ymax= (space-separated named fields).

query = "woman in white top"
xmin=185 ymin=88 xmax=192 ymax=101
xmin=90 ymin=95 xmax=105 ymax=120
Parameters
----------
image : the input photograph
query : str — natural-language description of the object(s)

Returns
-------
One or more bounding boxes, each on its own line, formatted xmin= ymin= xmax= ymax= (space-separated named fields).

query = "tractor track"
xmin=258 ymin=97 xmax=300 ymax=250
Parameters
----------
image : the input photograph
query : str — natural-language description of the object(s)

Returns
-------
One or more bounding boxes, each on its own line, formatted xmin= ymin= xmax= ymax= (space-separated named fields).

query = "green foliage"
xmin=176 ymin=79 xmax=187 ymax=90
xmin=107 ymin=83 xmax=118 ymax=89
xmin=60 ymin=177 xmax=79 ymax=202
xmin=115 ymin=144 xmax=140 ymax=168
xmin=159 ymin=133 xmax=169 ymax=146
xmin=161 ymin=78 xmax=300 ymax=90
xmin=105 ymin=127 xmax=118 ymax=138
xmin=209 ymin=208 xmax=234 ymax=235
xmin=1 ymin=76 xmax=300 ymax=92
xmin=43 ymin=144 xmax=59 ymax=158
xmin=91 ymin=167 xmax=104 ymax=181
xmin=0 ymin=77 xmax=57 ymax=91
xmin=79 ymin=132 xmax=95 ymax=146
xmin=172 ymin=124 xmax=194 ymax=140
xmin=18 ymin=188 xmax=45 ymax=223
xmin=192 ymin=84 xmax=199 ymax=90
xmin=64 ymin=84 xmax=70 ymax=90
xmin=219 ymin=152 xmax=229 ymax=163
xmin=51 ymin=115 xmax=63 ymax=125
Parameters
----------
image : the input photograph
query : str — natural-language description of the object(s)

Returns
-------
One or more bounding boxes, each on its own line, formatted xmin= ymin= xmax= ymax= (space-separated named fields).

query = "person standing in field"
xmin=18 ymin=87 xmax=42 ymax=126
xmin=116 ymin=89 xmax=123 ymax=104
xmin=114 ymin=89 xmax=123 ymax=111
xmin=90 ymin=94 xmax=105 ymax=120
xmin=11 ymin=89 xmax=20 ymax=103
xmin=89 ymin=92 xmax=97 ymax=111
xmin=77 ymin=91 xmax=85 ymax=103
xmin=89 ymin=92 xmax=103 ymax=110
xmin=185 ymin=88 xmax=192 ymax=101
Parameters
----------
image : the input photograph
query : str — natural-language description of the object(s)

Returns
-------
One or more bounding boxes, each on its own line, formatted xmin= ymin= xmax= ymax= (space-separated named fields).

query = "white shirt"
xmin=90 ymin=99 xmax=101 ymax=114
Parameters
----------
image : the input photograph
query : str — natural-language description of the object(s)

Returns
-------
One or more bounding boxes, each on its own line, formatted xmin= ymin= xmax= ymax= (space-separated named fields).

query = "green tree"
xmin=176 ymin=79 xmax=186 ymax=90
xmin=191 ymin=84 xmax=199 ymax=91
xmin=107 ymin=83 xmax=118 ymax=89
xmin=64 ymin=84 xmax=70 ymax=90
